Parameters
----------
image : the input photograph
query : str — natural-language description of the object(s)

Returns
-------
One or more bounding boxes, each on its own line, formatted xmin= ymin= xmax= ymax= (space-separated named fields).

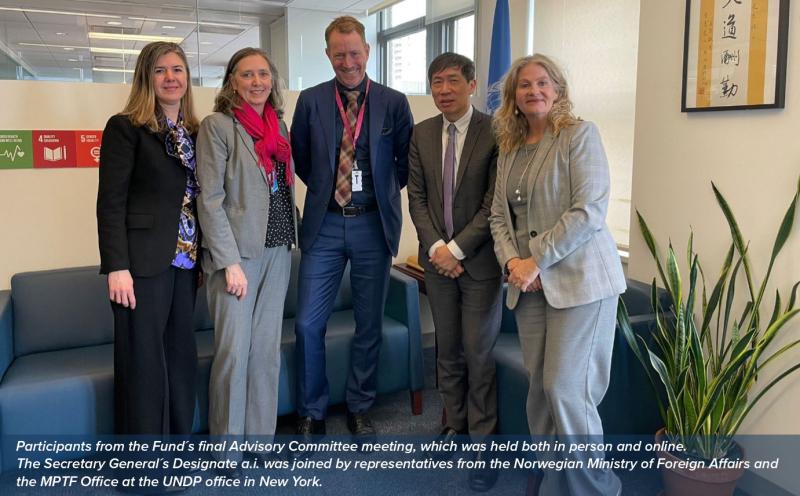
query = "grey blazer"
xmin=195 ymin=111 xmax=299 ymax=272
xmin=489 ymin=121 xmax=625 ymax=309
xmin=407 ymin=109 xmax=501 ymax=281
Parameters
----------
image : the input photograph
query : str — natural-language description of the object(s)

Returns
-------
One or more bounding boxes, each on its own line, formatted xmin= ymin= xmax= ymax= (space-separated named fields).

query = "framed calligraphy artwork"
xmin=681 ymin=0 xmax=789 ymax=111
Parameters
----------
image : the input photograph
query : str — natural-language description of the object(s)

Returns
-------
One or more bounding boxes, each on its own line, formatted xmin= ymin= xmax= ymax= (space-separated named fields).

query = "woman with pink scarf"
xmin=196 ymin=47 xmax=298 ymax=476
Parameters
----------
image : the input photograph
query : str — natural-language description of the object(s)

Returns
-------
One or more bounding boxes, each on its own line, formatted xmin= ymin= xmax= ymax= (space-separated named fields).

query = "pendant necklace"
xmin=514 ymin=142 xmax=539 ymax=202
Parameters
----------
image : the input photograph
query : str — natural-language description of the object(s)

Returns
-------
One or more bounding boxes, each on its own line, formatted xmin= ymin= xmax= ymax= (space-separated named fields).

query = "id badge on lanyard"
xmin=267 ymin=169 xmax=279 ymax=193
xmin=335 ymin=80 xmax=370 ymax=195
xmin=352 ymin=167 xmax=363 ymax=192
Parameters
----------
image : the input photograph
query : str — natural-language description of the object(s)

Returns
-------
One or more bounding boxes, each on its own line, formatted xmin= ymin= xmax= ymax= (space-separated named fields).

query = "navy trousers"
xmin=295 ymin=210 xmax=391 ymax=419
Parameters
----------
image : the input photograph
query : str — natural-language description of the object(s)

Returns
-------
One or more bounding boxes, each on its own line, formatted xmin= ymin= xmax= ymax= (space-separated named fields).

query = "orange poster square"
xmin=75 ymin=131 xmax=103 ymax=168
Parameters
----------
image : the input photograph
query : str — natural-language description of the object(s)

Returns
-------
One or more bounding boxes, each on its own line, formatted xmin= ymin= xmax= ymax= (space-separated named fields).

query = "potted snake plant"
xmin=617 ymin=178 xmax=800 ymax=496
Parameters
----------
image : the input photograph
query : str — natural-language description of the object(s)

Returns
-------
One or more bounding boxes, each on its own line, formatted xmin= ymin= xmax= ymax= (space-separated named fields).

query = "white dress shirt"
xmin=428 ymin=105 xmax=474 ymax=261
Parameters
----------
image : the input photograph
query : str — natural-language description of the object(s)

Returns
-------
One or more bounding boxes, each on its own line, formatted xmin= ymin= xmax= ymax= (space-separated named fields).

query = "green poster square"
xmin=0 ymin=131 xmax=34 ymax=169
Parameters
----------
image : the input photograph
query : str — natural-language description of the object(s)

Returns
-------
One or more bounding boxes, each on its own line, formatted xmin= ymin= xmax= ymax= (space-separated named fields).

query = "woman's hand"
xmin=225 ymin=263 xmax=248 ymax=300
xmin=508 ymin=257 xmax=541 ymax=293
xmin=108 ymin=270 xmax=136 ymax=309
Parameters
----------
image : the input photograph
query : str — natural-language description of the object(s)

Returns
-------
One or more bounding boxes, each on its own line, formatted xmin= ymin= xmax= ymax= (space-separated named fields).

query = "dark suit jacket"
xmin=290 ymin=78 xmax=414 ymax=256
xmin=97 ymin=114 xmax=193 ymax=277
xmin=407 ymin=108 xmax=501 ymax=281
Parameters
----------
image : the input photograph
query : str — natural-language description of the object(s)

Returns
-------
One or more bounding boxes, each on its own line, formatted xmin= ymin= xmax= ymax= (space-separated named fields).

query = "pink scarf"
xmin=233 ymin=102 xmax=293 ymax=186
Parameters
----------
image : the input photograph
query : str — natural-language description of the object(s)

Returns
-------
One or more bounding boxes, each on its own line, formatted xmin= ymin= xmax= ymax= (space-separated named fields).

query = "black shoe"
xmin=468 ymin=450 xmax=498 ymax=492
xmin=296 ymin=416 xmax=326 ymax=436
xmin=292 ymin=416 xmax=325 ymax=460
xmin=424 ymin=427 xmax=465 ymax=460
xmin=346 ymin=410 xmax=377 ymax=437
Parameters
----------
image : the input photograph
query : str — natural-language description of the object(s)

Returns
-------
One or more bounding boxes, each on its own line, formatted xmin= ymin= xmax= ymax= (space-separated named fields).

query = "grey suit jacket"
xmin=195 ymin=111 xmax=298 ymax=272
xmin=407 ymin=108 xmax=501 ymax=281
xmin=489 ymin=121 xmax=626 ymax=309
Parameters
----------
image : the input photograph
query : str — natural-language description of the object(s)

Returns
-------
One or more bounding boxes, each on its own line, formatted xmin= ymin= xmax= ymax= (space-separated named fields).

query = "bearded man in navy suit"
xmin=290 ymin=15 xmax=413 ymax=444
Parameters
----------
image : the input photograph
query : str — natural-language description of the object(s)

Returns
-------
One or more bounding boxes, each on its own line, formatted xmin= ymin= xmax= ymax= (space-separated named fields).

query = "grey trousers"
xmin=206 ymin=246 xmax=291 ymax=457
xmin=514 ymin=292 xmax=621 ymax=496
xmin=425 ymin=270 xmax=502 ymax=436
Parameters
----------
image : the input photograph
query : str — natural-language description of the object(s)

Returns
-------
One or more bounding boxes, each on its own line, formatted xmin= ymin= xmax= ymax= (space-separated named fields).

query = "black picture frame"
xmin=681 ymin=0 xmax=790 ymax=112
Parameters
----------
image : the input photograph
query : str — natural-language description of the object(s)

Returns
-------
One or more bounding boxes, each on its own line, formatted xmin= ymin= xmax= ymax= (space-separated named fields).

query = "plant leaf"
xmin=648 ymin=349 xmax=683 ymax=434
xmin=722 ymin=255 xmax=744 ymax=350
xmin=637 ymin=210 xmax=672 ymax=298
xmin=733 ymin=362 xmax=800 ymax=435
xmin=666 ymin=245 xmax=683 ymax=314
xmin=616 ymin=300 xmax=668 ymax=418
xmin=768 ymin=290 xmax=782 ymax=329
xmin=786 ymin=281 xmax=800 ymax=312
xmin=713 ymin=182 xmax=755 ymax=301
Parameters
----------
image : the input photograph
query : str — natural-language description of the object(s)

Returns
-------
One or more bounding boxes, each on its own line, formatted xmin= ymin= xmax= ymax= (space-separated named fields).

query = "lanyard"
xmin=334 ymin=79 xmax=371 ymax=146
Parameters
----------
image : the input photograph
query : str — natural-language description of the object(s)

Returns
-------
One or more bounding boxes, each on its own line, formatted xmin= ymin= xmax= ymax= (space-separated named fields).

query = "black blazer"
xmin=97 ymin=114 xmax=193 ymax=277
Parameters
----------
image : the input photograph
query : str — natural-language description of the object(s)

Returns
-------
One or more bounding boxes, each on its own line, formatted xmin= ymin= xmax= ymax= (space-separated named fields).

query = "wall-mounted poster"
xmin=0 ymin=131 xmax=34 ymax=170
xmin=75 ymin=131 xmax=103 ymax=168
xmin=32 ymin=131 xmax=77 ymax=168
xmin=681 ymin=0 xmax=789 ymax=112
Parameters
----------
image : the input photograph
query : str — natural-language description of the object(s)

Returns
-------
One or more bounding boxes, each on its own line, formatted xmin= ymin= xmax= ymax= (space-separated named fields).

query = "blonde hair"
xmin=214 ymin=47 xmax=285 ymax=118
xmin=325 ymin=16 xmax=367 ymax=45
xmin=493 ymin=54 xmax=580 ymax=154
xmin=120 ymin=42 xmax=198 ymax=133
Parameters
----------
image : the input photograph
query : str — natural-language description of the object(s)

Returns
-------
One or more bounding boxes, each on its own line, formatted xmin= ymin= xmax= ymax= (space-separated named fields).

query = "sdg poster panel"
xmin=0 ymin=131 xmax=34 ymax=169
xmin=75 ymin=131 xmax=103 ymax=168
xmin=0 ymin=130 xmax=103 ymax=169
xmin=32 ymin=131 xmax=77 ymax=168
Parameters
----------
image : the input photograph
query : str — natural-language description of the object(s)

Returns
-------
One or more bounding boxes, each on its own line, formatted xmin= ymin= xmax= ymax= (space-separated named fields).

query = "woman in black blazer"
xmin=97 ymin=42 xmax=201 ymax=435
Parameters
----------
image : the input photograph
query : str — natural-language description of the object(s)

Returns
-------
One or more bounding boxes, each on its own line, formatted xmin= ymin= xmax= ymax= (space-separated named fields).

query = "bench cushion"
xmin=0 ymin=311 xmax=411 ymax=437
xmin=11 ymin=267 xmax=113 ymax=357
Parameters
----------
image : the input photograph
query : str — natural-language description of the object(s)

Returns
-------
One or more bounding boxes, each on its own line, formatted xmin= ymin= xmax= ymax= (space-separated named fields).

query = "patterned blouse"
xmin=265 ymin=159 xmax=295 ymax=248
xmin=165 ymin=116 xmax=199 ymax=269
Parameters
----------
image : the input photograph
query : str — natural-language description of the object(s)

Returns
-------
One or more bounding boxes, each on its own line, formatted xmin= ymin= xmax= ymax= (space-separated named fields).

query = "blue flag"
xmin=486 ymin=0 xmax=511 ymax=114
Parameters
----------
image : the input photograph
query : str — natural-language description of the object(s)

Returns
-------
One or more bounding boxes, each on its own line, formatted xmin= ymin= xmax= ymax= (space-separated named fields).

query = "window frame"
xmin=377 ymin=8 xmax=475 ymax=95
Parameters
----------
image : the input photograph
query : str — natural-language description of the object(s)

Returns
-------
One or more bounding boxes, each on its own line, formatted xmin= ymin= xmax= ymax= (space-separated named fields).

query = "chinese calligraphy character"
xmin=720 ymin=75 xmax=739 ymax=98
xmin=722 ymin=14 xmax=737 ymax=39
xmin=720 ymin=49 xmax=740 ymax=66
xmin=723 ymin=0 xmax=742 ymax=7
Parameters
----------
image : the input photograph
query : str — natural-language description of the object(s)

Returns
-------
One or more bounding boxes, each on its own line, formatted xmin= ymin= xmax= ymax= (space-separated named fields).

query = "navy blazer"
xmin=290 ymin=78 xmax=413 ymax=256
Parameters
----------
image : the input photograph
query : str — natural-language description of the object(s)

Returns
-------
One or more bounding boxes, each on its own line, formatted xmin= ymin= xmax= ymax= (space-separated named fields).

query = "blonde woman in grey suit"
xmin=196 ymin=47 xmax=298 ymax=476
xmin=489 ymin=54 xmax=626 ymax=496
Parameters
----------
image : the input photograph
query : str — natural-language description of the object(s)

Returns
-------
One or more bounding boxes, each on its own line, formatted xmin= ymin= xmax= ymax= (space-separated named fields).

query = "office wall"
xmin=532 ymin=0 xmax=640 ymax=246
xmin=630 ymin=2 xmax=800 ymax=493
xmin=285 ymin=8 xmax=378 ymax=91
xmin=268 ymin=16 xmax=289 ymax=87
xmin=0 ymin=80 xmax=438 ymax=290
xmin=0 ymin=81 xmax=215 ymax=290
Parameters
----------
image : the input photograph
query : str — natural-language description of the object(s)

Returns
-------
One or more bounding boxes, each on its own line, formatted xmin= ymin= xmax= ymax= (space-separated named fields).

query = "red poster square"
xmin=75 ymin=131 xmax=103 ymax=168
xmin=32 ymin=130 xmax=77 ymax=168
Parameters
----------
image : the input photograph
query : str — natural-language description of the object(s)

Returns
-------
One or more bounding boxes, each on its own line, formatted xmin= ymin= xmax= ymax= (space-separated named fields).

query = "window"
xmin=384 ymin=0 xmax=426 ymax=28
xmin=454 ymin=14 xmax=474 ymax=59
xmin=377 ymin=0 xmax=475 ymax=95
xmin=386 ymin=30 xmax=427 ymax=94
xmin=0 ymin=3 xmax=265 ymax=87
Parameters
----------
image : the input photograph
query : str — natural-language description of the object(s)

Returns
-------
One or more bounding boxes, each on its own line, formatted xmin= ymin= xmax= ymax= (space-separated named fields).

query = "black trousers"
xmin=112 ymin=266 xmax=198 ymax=435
